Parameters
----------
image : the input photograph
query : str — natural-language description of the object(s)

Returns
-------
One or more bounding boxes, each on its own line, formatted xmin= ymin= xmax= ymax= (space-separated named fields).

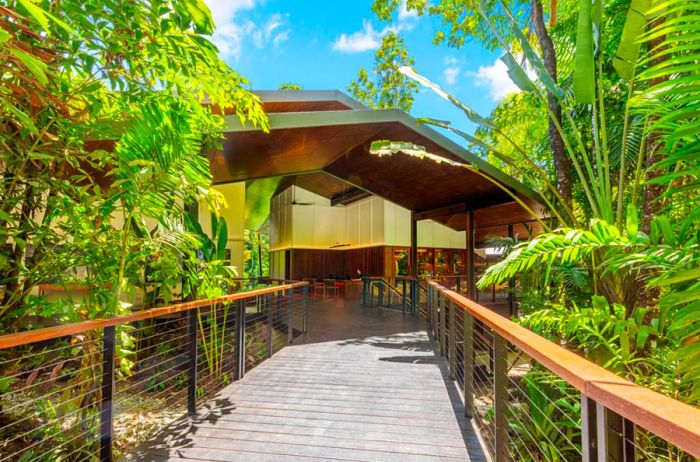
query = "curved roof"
xmin=211 ymin=90 xmax=544 ymax=234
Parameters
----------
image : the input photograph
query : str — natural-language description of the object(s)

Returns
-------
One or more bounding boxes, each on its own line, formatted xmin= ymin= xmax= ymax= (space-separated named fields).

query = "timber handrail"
xmin=0 ymin=281 xmax=309 ymax=351
xmin=430 ymin=281 xmax=700 ymax=458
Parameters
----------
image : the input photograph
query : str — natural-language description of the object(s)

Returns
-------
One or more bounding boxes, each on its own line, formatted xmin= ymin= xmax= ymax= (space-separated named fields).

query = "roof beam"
xmin=414 ymin=202 xmax=468 ymax=221
xmin=330 ymin=188 xmax=372 ymax=206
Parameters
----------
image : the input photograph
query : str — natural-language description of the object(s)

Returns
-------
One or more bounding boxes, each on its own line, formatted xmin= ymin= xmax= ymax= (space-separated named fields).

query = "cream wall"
xmin=270 ymin=186 xmax=466 ymax=251
xmin=199 ymin=182 xmax=246 ymax=275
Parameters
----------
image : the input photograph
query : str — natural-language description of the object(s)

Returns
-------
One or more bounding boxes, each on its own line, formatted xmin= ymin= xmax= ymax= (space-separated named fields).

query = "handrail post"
xmin=411 ymin=279 xmax=418 ymax=315
xmin=234 ymin=300 xmax=246 ymax=380
xmin=402 ymin=279 xmax=407 ymax=313
xmin=448 ymin=300 xmax=456 ymax=380
xmin=187 ymin=308 xmax=198 ymax=415
xmin=582 ymin=395 xmax=597 ymax=462
xmin=438 ymin=292 xmax=446 ymax=355
xmin=426 ymin=285 xmax=433 ymax=341
xmin=596 ymin=402 xmax=637 ymax=462
xmin=378 ymin=282 xmax=384 ymax=307
xmin=287 ymin=287 xmax=293 ymax=344
xmin=463 ymin=309 xmax=474 ymax=418
xmin=493 ymin=332 xmax=508 ymax=462
xmin=302 ymin=285 xmax=308 ymax=334
xmin=99 ymin=325 xmax=115 ymax=462
xmin=267 ymin=292 xmax=274 ymax=357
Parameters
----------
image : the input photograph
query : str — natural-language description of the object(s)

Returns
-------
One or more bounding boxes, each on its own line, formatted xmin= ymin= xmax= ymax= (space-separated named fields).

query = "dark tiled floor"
xmin=126 ymin=299 xmax=488 ymax=461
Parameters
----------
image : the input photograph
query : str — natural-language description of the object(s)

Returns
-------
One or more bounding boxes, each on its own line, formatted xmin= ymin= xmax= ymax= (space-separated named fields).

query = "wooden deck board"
xmin=125 ymin=299 xmax=489 ymax=462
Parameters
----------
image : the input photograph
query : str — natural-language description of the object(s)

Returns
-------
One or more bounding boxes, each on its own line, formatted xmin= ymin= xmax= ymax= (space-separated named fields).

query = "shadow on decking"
xmin=125 ymin=299 xmax=490 ymax=461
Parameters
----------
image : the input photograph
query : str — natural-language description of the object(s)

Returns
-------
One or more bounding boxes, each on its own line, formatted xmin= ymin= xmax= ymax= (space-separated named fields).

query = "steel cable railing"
xmin=426 ymin=281 xmax=700 ymax=462
xmin=0 ymin=281 xmax=309 ymax=461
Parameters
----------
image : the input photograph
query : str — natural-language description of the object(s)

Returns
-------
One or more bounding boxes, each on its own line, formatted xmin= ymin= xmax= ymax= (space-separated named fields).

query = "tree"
xmin=348 ymin=32 xmax=418 ymax=112
xmin=279 ymin=82 xmax=302 ymax=90
xmin=0 ymin=0 xmax=267 ymax=326
xmin=372 ymin=0 xmax=573 ymax=206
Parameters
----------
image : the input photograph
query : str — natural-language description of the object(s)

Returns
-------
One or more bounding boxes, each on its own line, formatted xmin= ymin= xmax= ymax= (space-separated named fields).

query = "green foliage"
xmin=278 ymin=83 xmax=302 ymax=90
xmin=508 ymin=370 xmax=581 ymax=461
xmin=244 ymin=230 xmax=270 ymax=279
xmin=348 ymin=32 xmax=418 ymax=112
xmin=0 ymin=1 xmax=265 ymax=458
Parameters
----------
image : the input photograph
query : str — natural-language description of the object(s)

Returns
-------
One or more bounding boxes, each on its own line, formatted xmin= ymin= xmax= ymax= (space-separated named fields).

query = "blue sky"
xmin=203 ymin=0 xmax=520 ymax=138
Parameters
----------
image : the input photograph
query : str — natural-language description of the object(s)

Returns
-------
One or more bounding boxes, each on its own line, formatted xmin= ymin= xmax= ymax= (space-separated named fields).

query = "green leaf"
xmin=17 ymin=0 xmax=50 ymax=32
xmin=625 ymin=203 xmax=639 ymax=237
xmin=10 ymin=48 xmax=48 ymax=85
xmin=185 ymin=0 xmax=215 ymax=34
xmin=500 ymin=53 xmax=535 ymax=92
xmin=614 ymin=0 xmax=651 ymax=79
xmin=574 ymin=0 xmax=595 ymax=103
xmin=657 ymin=268 xmax=700 ymax=287
xmin=0 ymin=29 xmax=11 ymax=44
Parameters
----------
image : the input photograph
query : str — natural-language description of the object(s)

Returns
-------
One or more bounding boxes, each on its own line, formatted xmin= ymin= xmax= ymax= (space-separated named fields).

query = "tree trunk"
xmin=532 ymin=0 xmax=573 ymax=210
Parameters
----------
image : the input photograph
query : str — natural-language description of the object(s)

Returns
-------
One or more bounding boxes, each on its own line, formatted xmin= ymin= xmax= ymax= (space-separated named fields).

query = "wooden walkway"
xmin=126 ymin=299 xmax=488 ymax=462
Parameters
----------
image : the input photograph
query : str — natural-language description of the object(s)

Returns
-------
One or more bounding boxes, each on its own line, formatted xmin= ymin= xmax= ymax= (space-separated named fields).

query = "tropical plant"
xmin=348 ymin=31 xmax=419 ymax=112
xmin=1 ymin=0 xmax=267 ymax=458
xmin=367 ymin=0 xmax=700 ymax=441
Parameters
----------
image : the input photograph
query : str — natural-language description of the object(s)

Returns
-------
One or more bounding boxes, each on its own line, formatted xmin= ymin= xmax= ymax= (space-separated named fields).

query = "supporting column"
xmin=410 ymin=213 xmax=418 ymax=313
xmin=410 ymin=213 xmax=418 ymax=278
xmin=465 ymin=209 xmax=476 ymax=299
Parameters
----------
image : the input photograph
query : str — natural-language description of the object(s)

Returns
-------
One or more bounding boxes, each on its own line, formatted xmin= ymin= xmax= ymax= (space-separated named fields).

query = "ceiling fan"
xmin=290 ymin=177 xmax=315 ymax=206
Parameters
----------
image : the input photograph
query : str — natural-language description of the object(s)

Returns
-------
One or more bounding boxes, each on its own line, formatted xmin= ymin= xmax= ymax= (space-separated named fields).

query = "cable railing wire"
xmin=427 ymin=281 xmax=700 ymax=462
xmin=0 ymin=280 xmax=309 ymax=461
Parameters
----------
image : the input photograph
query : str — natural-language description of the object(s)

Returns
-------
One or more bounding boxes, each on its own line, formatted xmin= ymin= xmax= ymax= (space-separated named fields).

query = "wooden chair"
xmin=323 ymin=279 xmax=339 ymax=300
xmin=313 ymin=279 xmax=325 ymax=299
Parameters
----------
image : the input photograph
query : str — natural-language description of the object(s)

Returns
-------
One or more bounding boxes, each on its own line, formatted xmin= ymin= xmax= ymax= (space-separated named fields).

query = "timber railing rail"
xmin=0 ymin=281 xmax=309 ymax=461
xmin=427 ymin=281 xmax=700 ymax=461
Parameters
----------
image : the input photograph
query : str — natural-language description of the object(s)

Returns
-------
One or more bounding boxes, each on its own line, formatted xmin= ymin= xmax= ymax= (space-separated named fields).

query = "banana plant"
xmin=184 ymin=212 xmax=237 ymax=381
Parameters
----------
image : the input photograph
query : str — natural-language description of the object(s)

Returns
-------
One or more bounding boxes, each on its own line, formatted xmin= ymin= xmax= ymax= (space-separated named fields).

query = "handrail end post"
xmin=187 ymin=309 xmax=198 ymax=415
xmin=99 ymin=325 xmax=116 ymax=462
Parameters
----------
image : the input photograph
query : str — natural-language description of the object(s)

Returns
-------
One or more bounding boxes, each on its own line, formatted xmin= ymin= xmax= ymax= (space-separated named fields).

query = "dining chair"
xmin=323 ymin=279 xmax=339 ymax=300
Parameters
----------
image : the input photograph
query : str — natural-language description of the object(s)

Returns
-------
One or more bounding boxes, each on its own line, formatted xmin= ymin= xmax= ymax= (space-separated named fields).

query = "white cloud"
xmin=332 ymin=1 xmax=419 ymax=54
xmin=442 ymin=57 xmax=460 ymax=85
xmin=398 ymin=0 xmax=419 ymax=21
xmin=206 ymin=0 xmax=256 ymax=26
xmin=332 ymin=20 xmax=384 ymax=53
xmin=204 ymin=0 xmax=290 ymax=60
xmin=469 ymin=58 xmax=521 ymax=101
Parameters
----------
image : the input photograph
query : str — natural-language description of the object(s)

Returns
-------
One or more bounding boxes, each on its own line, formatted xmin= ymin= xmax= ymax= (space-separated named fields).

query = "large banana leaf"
xmin=574 ymin=0 xmax=595 ymax=103
xmin=613 ymin=0 xmax=651 ymax=80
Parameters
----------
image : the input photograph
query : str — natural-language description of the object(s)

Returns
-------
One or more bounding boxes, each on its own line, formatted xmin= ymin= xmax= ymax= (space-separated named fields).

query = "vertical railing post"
xmin=411 ymin=279 xmax=418 ymax=315
xmin=302 ymin=285 xmax=309 ymax=334
xmin=287 ymin=287 xmax=293 ymax=344
xmin=378 ymin=282 xmax=384 ymax=307
xmin=595 ymin=402 xmax=637 ymax=462
xmin=426 ymin=285 xmax=433 ymax=341
xmin=448 ymin=300 xmax=456 ymax=380
xmin=493 ymin=332 xmax=508 ymax=462
xmin=402 ymin=279 xmax=407 ymax=313
xmin=438 ymin=292 xmax=446 ymax=355
xmin=187 ymin=308 xmax=198 ymax=415
xmin=582 ymin=395 xmax=598 ymax=462
xmin=100 ymin=326 xmax=115 ymax=462
xmin=234 ymin=300 xmax=246 ymax=380
xmin=267 ymin=292 xmax=274 ymax=358
xmin=463 ymin=310 xmax=474 ymax=418
xmin=432 ymin=286 xmax=438 ymax=340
